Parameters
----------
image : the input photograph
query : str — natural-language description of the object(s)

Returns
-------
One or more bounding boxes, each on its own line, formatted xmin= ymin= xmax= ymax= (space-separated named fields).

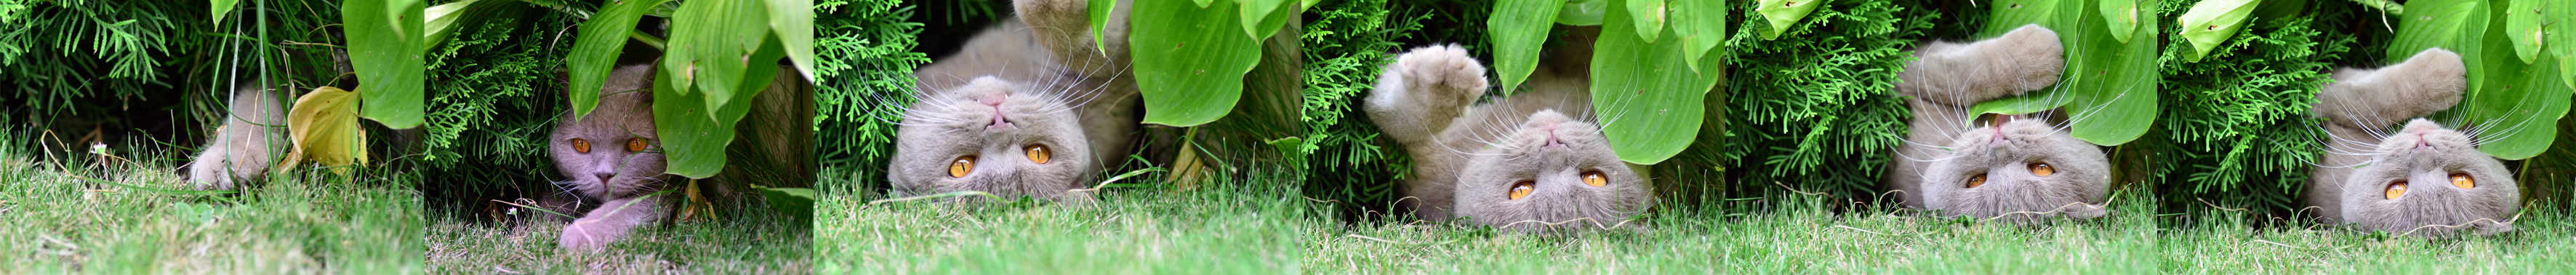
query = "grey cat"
xmin=188 ymin=85 xmax=288 ymax=191
xmin=2305 ymin=48 xmax=2517 ymax=236
xmin=551 ymin=63 xmax=673 ymax=250
xmin=1364 ymin=41 xmax=1650 ymax=232
xmin=1886 ymin=25 xmax=2111 ymax=222
xmin=888 ymin=0 xmax=1139 ymax=202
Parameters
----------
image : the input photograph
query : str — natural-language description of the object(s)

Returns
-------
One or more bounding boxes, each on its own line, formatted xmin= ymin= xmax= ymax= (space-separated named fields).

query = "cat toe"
xmin=1999 ymin=25 xmax=2064 ymax=92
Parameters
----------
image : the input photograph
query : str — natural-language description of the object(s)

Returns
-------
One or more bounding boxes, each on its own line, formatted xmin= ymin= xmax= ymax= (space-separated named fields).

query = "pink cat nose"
xmin=2415 ymin=132 xmax=2432 ymax=151
xmin=593 ymin=172 xmax=616 ymax=184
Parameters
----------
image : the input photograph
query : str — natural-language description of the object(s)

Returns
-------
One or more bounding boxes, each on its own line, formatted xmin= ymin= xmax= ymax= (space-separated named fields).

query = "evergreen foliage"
xmin=1720 ymin=0 xmax=1929 ymax=201
xmin=816 ymin=0 xmax=926 ymax=199
xmin=2151 ymin=0 xmax=2355 ymax=216
xmin=1301 ymin=0 xmax=1421 ymax=221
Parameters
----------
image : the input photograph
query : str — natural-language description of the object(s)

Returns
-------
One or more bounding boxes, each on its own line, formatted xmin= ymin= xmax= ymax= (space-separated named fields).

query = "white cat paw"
xmin=1994 ymin=25 xmax=2064 ymax=92
xmin=1393 ymin=44 xmax=1488 ymax=105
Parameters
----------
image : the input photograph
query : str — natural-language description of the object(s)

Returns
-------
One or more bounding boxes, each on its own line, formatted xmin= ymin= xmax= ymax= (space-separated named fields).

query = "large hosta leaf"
xmin=284 ymin=87 xmax=369 ymax=175
xmin=565 ymin=0 xmax=673 ymax=119
xmin=1590 ymin=0 xmax=1724 ymax=164
xmin=2098 ymin=0 xmax=2139 ymax=43
xmin=2501 ymin=0 xmax=2541 ymax=63
xmin=1980 ymin=0 xmax=2161 ymax=146
xmin=1669 ymin=0 xmax=1726 ymax=72
xmin=655 ymin=36 xmax=787 ymax=178
xmin=1130 ymin=0 xmax=1260 ymax=126
xmin=343 ymin=0 xmax=426 ymax=129
xmin=1488 ymin=0 xmax=1565 ymax=95
xmin=663 ymin=0 xmax=777 ymax=121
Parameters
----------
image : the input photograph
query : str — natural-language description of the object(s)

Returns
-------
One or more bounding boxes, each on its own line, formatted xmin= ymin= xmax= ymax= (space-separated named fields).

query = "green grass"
xmin=819 ymin=184 xmax=1314 ymax=274
xmin=423 ymin=194 xmax=814 ymax=274
xmin=0 ymin=141 xmax=423 ymax=274
xmin=2162 ymin=203 xmax=2576 ymax=274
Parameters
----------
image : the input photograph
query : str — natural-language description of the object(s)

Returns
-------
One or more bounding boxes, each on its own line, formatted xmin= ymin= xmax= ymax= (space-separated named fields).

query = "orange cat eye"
xmin=627 ymin=138 xmax=650 ymax=152
xmin=1965 ymin=175 xmax=1986 ymax=188
xmin=949 ymin=156 xmax=976 ymax=178
xmin=1581 ymin=171 xmax=1608 ymax=187
xmin=1508 ymin=180 xmax=1535 ymax=199
xmin=1026 ymin=144 xmax=1051 ymax=164
xmin=2451 ymin=173 xmax=2474 ymax=188
xmin=571 ymin=138 xmax=591 ymax=153
xmin=2029 ymin=163 xmax=2054 ymax=176
xmin=2386 ymin=180 xmax=2408 ymax=199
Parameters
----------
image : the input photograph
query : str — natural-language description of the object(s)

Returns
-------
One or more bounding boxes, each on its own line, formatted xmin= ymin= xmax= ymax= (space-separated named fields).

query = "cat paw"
xmin=2392 ymin=48 xmax=2467 ymax=114
xmin=185 ymin=146 xmax=241 ymax=191
xmin=1387 ymin=44 xmax=1488 ymax=106
xmin=1990 ymin=25 xmax=2064 ymax=93
xmin=558 ymin=222 xmax=618 ymax=250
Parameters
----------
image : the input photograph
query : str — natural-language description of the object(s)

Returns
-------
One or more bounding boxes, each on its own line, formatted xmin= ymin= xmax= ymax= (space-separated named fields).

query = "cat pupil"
xmin=1026 ymin=145 xmax=1051 ymax=164
xmin=1508 ymin=180 xmax=1535 ymax=199
xmin=2385 ymin=180 xmax=2408 ymax=199
xmin=1965 ymin=175 xmax=1986 ymax=188
xmin=2450 ymin=173 xmax=2474 ymax=188
xmin=571 ymin=138 xmax=591 ymax=154
xmin=2029 ymin=163 xmax=2054 ymax=176
xmin=626 ymin=138 xmax=649 ymax=152
xmin=949 ymin=156 xmax=976 ymax=178
xmin=1581 ymin=171 xmax=1606 ymax=187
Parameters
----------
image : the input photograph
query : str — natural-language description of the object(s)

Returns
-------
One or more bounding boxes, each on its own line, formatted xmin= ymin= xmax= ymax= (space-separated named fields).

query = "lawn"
xmin=0 ymin=137 xmax=423 ymax=274
xmin=422 ymin=187 xmax=814 ymax=274
xmin=821 ymin=177 xmax=2575 ymax=274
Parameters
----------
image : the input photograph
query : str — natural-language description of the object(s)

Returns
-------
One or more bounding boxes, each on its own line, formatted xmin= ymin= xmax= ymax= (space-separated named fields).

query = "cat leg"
xmin=560 ymin=195 xmax=670 ymax=250
xmin=1895 ymin=24 xmax=2064 ymax=107
xmin=1365 ymin=44 xmax=1488 ymax=148
xmin=1014 ymin=0 xmax=1131 ymax=77
xmin=187 ymin=86 xmax=287 ymax=191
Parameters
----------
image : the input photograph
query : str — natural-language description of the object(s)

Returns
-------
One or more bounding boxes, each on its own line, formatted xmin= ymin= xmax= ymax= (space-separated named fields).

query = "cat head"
xmin=550 ymin=64 xmax=670 ymax=200
xmin=2339 ymin=119 xmax=2518 ymax=236
xmin=1451 ymin=110 xmax=1649 ymax=232
xmin=889 ymin=76 xmax=1095 ymax=202
xmin=1917 ymin=114 xmax=2111 ymax=222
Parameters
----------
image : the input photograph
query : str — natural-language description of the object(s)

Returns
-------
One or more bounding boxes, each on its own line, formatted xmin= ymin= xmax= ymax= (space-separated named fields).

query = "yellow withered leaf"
xmin=285 ymin=86 xmax=369 ymax=175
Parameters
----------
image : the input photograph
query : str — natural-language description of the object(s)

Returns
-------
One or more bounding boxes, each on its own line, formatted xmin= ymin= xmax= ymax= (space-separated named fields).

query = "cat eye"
xmin=2029 ymin=163 xmax=2054 ymax=176
xmin=1581 ymin=171 xmax=1608 ymax=187
xmin=627 ymin=138 xmax=650 ymax=152
xmin=1508 ymin=180 xmax=1535 ymax=199
xmin=2451 ymin=173 xmax=2474 ymax=188
xmin=2385 ymin=180 xmax=2408 ymax=199
xmin=1965 ymin=175 xmax=1986 ymax=188
xmin=949 ymin=156 xmax=976 ymax=178
xmin=1026 ymin=144 xmax=1051 ymax=164
xmin=571 ymin=138 xmax=592 ymax=153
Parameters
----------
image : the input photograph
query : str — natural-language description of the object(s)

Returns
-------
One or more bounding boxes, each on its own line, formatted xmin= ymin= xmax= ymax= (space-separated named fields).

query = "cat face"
xmin=1919 ymin=115 xmax=2109 ymax=222
xmin=1451 ymin=110 xmax=1648 ymax=231
xmin=890 ymin=76 xmax=1094 ymax=201
xmin=550 ymin=65 xmax=670 ymax=200
xmin=2340 ymin=119 xmax=2518 ymax=236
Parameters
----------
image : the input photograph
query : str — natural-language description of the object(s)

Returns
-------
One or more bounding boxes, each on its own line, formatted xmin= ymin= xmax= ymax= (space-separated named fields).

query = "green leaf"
xmin=765 ymin=0 xmax=815 ymax=83
xmin=2503 ymin=0 xmax=2542 ymax=64
xmin=212 ymin=0 xmax=239 ymax=25
xmin=1489 ymin=0 xmax=1564 ymax=94
xmin=1558 ymin=0 xmax=1608 ymax=25
xmin=2175 ymin=0 xmax=2259 ymax=62
xmin=2463 ymin=49 xmax=2571 ymax=159
xmin=1590 ymin=0 xmax=1724 ymax=164
xmin=663 ymin=0 xmax=774 ymax=120
xmin=1089 ymin=0 xmax=1116 ymax=55
xmin=1967 ymin=89 xmax=2071 ymax=115
xmin=284 ymin=87 xmax=369 ymax=175
xmin=565 ymin=0 xmax=673 ymax=119
xmin=1755 ymin=0 xmax=1823 ymax=39
xmin=343 ymin=0 xmax=427 ymax=129
xmin=2552 ymin=0 xmax=2576 ymax=89
xmin=1669 ymin=0 xmax=1725 ymax=72
xmin=1239 ymin=0 xmax=1294 ymax=39
xmin=1624 ymin=0 xmax=1664 ymax=41
xmin=2098 ymin=0 xmax=2138 ymax=43
xmin=1982 ymin=0 xmax=2161 ymax=146
xmin=756 ymin=187 xmax=814 ymax=219
xmin=1129 ymin=0 xmax=1260 ymax=126
xmin=654 ymin=36 xmax=787 ymax=178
